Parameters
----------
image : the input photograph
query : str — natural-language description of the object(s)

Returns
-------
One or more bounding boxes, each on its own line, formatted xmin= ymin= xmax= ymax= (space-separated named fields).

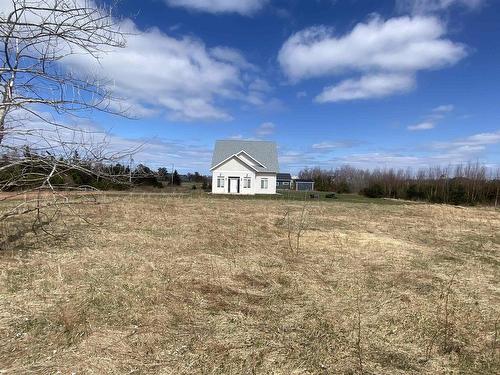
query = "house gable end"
xmin=211 ymin=155 xmax=257 ymax=173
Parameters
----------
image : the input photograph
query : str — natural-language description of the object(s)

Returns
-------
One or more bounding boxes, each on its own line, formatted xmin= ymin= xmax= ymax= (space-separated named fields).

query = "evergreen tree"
xmin=172 ymin=170 xmax=181 ymax=186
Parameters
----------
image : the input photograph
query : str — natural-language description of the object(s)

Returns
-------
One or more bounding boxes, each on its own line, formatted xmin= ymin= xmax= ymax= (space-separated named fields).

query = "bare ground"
xmin=0 ymin=195 xmax=499 ymax=374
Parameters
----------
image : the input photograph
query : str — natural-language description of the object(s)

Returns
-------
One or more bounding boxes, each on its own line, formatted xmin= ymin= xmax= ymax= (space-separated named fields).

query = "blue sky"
xmin=45 ymin=0 xmax=500 ymax=173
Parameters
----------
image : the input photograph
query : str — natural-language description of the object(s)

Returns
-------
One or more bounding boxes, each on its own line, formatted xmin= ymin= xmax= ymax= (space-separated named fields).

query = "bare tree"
xmin=0 ymin=0 xmax=133 ymax=235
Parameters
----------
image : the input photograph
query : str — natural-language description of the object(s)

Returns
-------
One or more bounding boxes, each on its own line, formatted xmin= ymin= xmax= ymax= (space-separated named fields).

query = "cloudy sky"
xmin=10 ymin=0 xmax=500 ymax=173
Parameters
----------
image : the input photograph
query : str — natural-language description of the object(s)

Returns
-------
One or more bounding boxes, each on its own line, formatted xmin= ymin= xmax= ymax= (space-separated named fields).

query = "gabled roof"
xmin=277 ymin=173 xmax=292 ymax=181
xmin=210 ymin=154 xmax=260 ymax=172
xmin=211 ymin=140 xmax=279 ymax=173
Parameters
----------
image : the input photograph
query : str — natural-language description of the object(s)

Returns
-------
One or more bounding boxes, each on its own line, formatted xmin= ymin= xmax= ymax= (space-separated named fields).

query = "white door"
xmin=229 ymin=178 xmax=239 ymax=193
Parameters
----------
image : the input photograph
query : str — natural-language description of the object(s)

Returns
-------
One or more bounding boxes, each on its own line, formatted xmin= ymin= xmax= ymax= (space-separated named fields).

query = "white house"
xmin=211 ymin=140 xmax=278 ymax=195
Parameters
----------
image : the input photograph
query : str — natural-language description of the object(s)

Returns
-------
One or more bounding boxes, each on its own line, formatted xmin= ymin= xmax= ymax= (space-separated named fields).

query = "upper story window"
xmin=243 ymin=178 xmax=251 ymax=188
xmin=217 ymin=177 xmax=224 ymax=188
xmin=261 ymin=178 xmax=268 ymax=189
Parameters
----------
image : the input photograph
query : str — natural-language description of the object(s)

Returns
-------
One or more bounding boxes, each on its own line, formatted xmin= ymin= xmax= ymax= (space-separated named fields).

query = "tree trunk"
xmin=0 ymin=81 xmax=13 ymax=145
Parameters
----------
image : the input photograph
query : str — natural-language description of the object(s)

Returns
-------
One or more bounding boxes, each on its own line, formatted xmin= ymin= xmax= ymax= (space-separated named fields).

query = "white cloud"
xmin=3 ymin=109 xmax=214 ymax=171
xmin=245 ymin=78 xmax=274 ymax=106
xmin=433 ymin=131 xmax=500 ymax=150
xmin=408 ymin=121 xmax=435 ymax=131
xmin=210 ymin=46 xmax=257 ymax=71
xmin=280 ymin=131 xmax=500 ymax=172
xmin=63 ymin=19 xmax=265 ymax=121
xmin=406 ymin=104 xmax=454 ymax=131
xmin=0 ymin=1 xmax=268 ymax=122
xmin=279 ymin=16 xmax=465 ymax=80
xmin=256 ymin=122 xmax=275 ymax=136
xmin=165 ymin=0 xmax=268 ymax=15
xmin=396 ymin=0 xmax=484 ymax=14
xmin=279 ymin=15 xmax=466 ymax=102
xmin=335 ymin=152 xmax=423 ymax=166
xmin=433 ymin=104 xmax=454 ymax=112
xmin=248 ymin=78 xmax=272 ymax=93
xmin=316 ymin=73 xmax=415 ymax=103
xmin=312 ymin=141 xmax=359 ymax=150
xmin=312 ymin=142 xmax=341 ymax=150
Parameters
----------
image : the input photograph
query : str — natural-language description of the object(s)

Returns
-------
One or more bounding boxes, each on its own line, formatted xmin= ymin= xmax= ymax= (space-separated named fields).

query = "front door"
xmin=229 ymin=178 xmax=240 ymax=193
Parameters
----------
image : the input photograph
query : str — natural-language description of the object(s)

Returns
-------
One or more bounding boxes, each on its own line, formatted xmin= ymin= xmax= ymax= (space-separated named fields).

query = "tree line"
xmin=0 ymin=148 xmax=210 ymax=191
xmin=299 ymin=164 xmax=500 ymax=206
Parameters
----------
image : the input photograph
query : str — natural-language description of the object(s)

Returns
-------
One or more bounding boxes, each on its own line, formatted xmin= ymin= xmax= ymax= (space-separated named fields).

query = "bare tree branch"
xmin=0 ymin=1 xmax=135 ymax=237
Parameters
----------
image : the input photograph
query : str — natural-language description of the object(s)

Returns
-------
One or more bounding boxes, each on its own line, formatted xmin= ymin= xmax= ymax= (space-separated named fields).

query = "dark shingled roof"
xmin=211 ymin=140 xmax=279 ymax=173
xmin=277 ymin=173 xmax=292 ymax=181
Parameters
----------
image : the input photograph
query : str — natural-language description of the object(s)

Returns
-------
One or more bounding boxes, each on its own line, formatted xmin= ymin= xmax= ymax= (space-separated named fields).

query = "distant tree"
xmin=135 ymin=164 xmax=152 ymax=175
xmin=449 ymin=182 xmax=467 ymax=205
xmin=202 ymin=177 xmax=210 ymax=191
xmin=336 ymin=181 xmax=351 ymax=194
xmin=193 ymin=172 xmax=203 ymax=183
xmin=158 ymin=167 xmax=169 ymax=180
xmin=362 ymin=183 xmax=384 ymax=198
xmin=172 ymin=170 xmax=181 ymax=186
xmin=406 ymin=184 xmax=423 ymax=200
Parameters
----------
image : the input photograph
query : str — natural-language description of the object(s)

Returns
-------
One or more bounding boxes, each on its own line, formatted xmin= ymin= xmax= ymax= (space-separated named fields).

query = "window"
xmin=261 ymin=178 xmax=268 ymax=189
xmin=243 ymin=177 xmax=251 ymax=188
xmin=218 ymin=178 xmax=225 ymax=188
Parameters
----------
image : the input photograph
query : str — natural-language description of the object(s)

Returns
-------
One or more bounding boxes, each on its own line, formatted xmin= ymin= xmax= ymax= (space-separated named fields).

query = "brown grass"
xmin=0 ymin=194 xmax=499 ymax=374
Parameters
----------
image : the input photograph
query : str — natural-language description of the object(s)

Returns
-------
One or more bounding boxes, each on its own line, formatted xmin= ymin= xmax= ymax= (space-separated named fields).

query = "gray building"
xmin=276 ymin=173 xmax=292 ymax=189
xmin=294 ymin=179 xmax=315 ymax=191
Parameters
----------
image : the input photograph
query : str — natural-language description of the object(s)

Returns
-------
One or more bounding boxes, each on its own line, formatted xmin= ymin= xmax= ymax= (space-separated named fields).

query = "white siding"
xmin=211 ymin=156 xmax=276 ymax=195
xmin=215 ymin=157 xmax=252 ymax=172
xmin=211 ymin=156 xmax=256 ymax=195
xmin=255 ymin=173 xmax=277 ymax=195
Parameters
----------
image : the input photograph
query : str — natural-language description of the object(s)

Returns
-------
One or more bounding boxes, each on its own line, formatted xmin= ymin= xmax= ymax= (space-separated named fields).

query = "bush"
xmin=49 ymin=174 xmax=65 ymax=186
xmin=406 ymin=184 xmax=425 ymax=200
xmin=191 ymin=184 xmax=197 ymax=190
xmin=133 ymin=176 xmax=163 ymax=188
xmin=362 ymin=183 xmax=384 ymax=198
xmin=449 ymin=183 xmax=467 ymax=205
xmin=336 ymin=181 xmax=350 ymax=194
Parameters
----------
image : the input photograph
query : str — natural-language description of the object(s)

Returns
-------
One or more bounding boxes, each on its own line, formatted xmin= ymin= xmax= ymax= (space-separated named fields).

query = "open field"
xmin=1 ymin=195 xmax=499 ymax=374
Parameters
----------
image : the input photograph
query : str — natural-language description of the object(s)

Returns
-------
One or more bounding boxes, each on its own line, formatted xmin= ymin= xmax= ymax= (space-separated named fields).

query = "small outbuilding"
xmin=276 ymin=173 xmax=292 ymax=189
xmin=294 ymin=179 xmax=315 ymax=192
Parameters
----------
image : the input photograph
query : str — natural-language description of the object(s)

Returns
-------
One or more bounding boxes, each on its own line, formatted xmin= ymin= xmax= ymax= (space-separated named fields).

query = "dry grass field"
xmin=0 ymin=194 xmax=499 ymax=374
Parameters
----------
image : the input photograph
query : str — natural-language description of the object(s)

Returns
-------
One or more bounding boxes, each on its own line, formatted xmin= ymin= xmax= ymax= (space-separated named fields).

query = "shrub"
xmin=49 ymin=174 xmax=65 ymax=186
xmin=336 ymin=181 xmax=351 ymax=194
xmin=406 ymin=184 xmax=425 ymax=200
xmin=449 ymin=183 xmax=467 ymax=205
xmin=133 ymin=176 xmax=163 ymax=188
xmin=362 ymin=183 xmax=384 ymax=198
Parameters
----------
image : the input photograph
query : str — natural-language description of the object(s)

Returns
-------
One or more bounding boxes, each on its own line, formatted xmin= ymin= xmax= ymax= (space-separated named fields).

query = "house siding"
xmin=211 ymin=157 xmax=276 ymax=195
xmin=255 ymin=173 xmax=277 ymax=195
xmin=277 ymin=180 xmax=292 ymax=189
xmin=212 ymin=157 xmax=256 ymax=195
